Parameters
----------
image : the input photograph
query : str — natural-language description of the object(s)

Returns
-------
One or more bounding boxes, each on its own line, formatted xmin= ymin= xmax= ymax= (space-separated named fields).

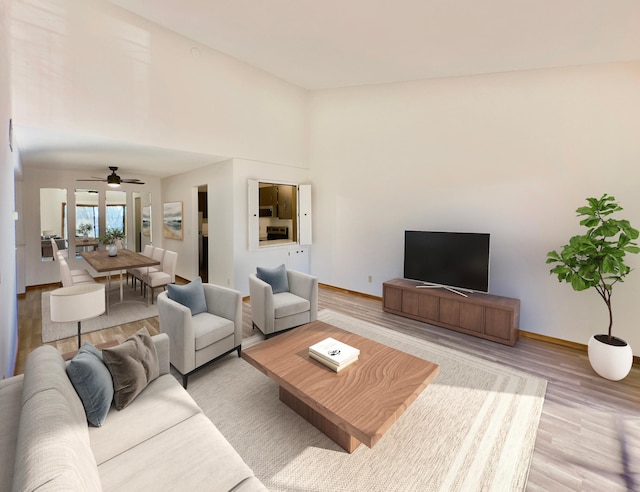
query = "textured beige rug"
xmin=187 ymin=310 xmax=547 ymax=492
xmin=41 ymin=285 xmax=158 ymax=343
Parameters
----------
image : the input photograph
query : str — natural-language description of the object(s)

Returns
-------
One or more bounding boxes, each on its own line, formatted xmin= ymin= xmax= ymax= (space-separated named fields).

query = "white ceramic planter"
xmin=587 ymin=334 xmax=633 ymax=381
xmin=107 ymin=244 xmax=118 ymax=257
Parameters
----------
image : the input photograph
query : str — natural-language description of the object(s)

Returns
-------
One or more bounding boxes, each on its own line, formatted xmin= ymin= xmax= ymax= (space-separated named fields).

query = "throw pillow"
xmin=256 ymin=264 xmax=289 ymax=293
xmin=102 ymin=327 xmax=160 ymax=410
xmin=167 ymin=276 xmax=207 ymax=315
xmin=66 ymin=343 xmax=114 ymax=427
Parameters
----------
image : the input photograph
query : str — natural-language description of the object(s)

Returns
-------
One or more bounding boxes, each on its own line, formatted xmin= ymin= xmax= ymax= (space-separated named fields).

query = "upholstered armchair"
xmin=249 ymin=265 xmax=318 ymax=338
xmin=157 ymin=278 xmax=242 ymax=388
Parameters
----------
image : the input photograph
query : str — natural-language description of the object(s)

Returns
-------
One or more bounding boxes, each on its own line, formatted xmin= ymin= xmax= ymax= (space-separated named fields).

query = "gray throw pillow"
xmin=102 ymin=327 xmax=160 ymax=410
xmin=256 ymin=264 xmax=289 ymax=293
xmin=66 ymin=343 xmax=114 ymax=427
xmin=167 ymin=276 xmax=207 ymax=315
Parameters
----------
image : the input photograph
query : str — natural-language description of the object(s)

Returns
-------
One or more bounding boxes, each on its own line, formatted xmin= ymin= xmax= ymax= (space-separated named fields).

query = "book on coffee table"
xmin=309 ymin=351 xmax=358 ymax=372
xmin=309 ymin=337 xmax=360 ymax=372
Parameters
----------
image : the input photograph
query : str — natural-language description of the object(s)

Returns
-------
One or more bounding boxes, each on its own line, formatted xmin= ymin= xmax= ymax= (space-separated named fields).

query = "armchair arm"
xmin=157 ymin=291 xmax=196 ymax=374
xmin=287 ymin=270 xmax=318 ymax=321
xmin=202 ymin=283 xmax=243 ymax=347
xmin=249 ymin=273 xmax=275 ymax=334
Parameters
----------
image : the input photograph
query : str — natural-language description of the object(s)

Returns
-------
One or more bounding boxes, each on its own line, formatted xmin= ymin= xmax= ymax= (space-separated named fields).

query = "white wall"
xmin=11 ymin=0 xmax=309 ymax=167
xmin=309 ymin=61 xmax=640 ymax=354
xmin=160 ymin=161 xmax=236 ymax=285
xmin=1 ymin=0 xmax=19 ymax=378
xmin=161 ymin=158 xmax=310 ymax=295
xmin=232 ymin=159 xmax=310 ymax=295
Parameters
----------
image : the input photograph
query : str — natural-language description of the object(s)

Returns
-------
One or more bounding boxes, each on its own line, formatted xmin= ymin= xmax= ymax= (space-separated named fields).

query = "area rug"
xmin=187 ymin=309 xmax=547 ymax=492
xmin=41 ymin=285 xmax=158 ymax=343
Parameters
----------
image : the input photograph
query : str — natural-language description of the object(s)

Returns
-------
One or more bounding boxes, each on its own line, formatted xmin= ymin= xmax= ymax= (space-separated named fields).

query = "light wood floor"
xmin=16 ymin=283 xmax=640 ymax=491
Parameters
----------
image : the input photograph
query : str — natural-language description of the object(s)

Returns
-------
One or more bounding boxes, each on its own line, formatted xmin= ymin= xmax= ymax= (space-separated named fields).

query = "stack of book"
xmin=308 ymin=337 xmax=360 ymax=372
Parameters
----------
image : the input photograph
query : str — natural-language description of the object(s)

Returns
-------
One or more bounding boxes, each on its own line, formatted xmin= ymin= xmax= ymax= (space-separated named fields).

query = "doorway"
xmin=198 ymin=185 xmax=208 ymax=282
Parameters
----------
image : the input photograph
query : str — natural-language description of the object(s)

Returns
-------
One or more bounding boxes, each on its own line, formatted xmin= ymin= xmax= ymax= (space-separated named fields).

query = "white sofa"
xmin=0 ymin=334 xmax=266 ymax=492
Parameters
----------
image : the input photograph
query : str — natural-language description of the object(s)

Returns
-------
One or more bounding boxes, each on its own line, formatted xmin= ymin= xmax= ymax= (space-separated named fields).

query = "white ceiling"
xmin=110 ymin=0 xmax=640 ymax=90
xmin=16 ymin=0 xmax=640 ymax=177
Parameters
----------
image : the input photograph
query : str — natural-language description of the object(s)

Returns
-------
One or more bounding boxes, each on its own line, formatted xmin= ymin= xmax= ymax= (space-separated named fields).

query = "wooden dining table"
xmin=81 ymin=249 xmax=160 ymax=314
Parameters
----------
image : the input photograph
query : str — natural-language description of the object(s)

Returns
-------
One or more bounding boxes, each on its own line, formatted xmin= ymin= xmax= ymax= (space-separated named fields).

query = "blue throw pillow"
xmin=167 ymin=276 xmax=207 ymax=315
xmin=256 ymin=264 xmax=289 ymax=293
xmin=66 ymin=343 xmax=114 ymax=427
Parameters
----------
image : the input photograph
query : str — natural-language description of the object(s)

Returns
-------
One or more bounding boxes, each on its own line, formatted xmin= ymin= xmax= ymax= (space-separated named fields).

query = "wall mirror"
xmin=106 ymin=189 xmax=127 ymax=248
xmin=39 ymin=188 xmax=67 ymax=262
xmin=75 ymin=189 xmax=100 ymax=256
xmin=132 ymin=191 xmax=152 ymax=252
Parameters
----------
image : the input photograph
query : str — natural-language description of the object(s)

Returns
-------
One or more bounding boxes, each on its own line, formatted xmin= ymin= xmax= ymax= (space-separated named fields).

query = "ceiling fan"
xmin=77 ymin=166 xmax=145 ymax=188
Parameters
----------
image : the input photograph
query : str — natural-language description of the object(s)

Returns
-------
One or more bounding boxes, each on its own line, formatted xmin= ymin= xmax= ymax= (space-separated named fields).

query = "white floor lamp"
xmin=50 ymin=283 xmax=106 ymax=349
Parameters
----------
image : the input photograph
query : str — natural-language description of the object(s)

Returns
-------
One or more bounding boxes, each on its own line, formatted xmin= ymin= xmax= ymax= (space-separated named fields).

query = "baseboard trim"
xmin=519 ymin=329 xmax=640 ymax=365
xmin=319 ymin=283 xmax=382 ymax=301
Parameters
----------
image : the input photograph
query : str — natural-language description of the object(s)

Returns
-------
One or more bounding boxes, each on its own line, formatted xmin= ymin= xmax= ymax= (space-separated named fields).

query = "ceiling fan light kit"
xmin=77 ymin=166 xmax=145 ymax=187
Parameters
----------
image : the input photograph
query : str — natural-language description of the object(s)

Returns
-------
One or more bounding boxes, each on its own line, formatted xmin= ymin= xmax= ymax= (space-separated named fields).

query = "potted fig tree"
xmin=546 ymin=193 xmax=639 ymax=380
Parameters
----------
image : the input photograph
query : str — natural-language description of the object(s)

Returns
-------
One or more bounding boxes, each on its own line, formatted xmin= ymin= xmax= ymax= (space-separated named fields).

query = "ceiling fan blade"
xmin=121 ymin=178 xmax=144 ymax=184
xmin=76 ymin=178 xmax=107 ymax=182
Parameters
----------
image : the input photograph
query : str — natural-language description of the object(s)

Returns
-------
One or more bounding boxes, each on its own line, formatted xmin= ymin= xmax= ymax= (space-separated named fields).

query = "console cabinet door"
xmin=383 ymin=286 xmax=403 ymax=311
xmin=403 ymin=291 xmax=438 ymax=320
xmin=485 ymin=308 xmax=512 ymax=340
xmin=459 ymin=303 xmax=484 ymax=333
xmin=439 ymin=299 xmax=460 ymax=326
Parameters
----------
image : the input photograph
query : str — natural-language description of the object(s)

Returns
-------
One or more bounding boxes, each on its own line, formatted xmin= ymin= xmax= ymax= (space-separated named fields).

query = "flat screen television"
xmin=404 ymin=231 xmax=490 ymax=294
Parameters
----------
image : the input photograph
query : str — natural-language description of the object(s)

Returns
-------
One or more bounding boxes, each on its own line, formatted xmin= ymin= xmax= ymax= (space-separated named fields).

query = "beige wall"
xmin=309 ymin=61 xmax=640 ymax=353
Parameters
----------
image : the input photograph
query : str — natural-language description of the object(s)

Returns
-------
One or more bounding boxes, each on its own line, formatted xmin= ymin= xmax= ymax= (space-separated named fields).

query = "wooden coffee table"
xmin=241 ymin=320 xmax=439 ymax=453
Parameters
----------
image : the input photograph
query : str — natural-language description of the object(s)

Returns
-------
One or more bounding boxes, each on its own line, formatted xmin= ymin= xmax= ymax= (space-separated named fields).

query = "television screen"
xmin=403 ymin=231 xmax=490 ymax=293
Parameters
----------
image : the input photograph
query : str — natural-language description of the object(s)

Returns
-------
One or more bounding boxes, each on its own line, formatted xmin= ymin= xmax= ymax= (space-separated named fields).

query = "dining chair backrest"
xmin=58 ymin=259 xmax=74 ymax=287
xmin=151 ymin=247 xmax=165 ymax=263
xmin=162 ymin=250 xmax=178 ymax=283
xmin=50 ymin=238 xmax=67 ymax=260
xmin=142 ymin=244 xmax=153 ymax=257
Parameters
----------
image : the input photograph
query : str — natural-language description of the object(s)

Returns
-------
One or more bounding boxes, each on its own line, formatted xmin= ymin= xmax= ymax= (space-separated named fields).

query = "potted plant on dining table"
xmin=100 ymin=228 xmax=126 ymax=256
xmin=77 ymin=223 xmax=93 ymax=241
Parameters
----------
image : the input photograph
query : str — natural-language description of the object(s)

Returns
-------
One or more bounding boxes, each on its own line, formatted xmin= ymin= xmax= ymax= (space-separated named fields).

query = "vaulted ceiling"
xmin=15 ymin=0 xmax=640 ymax=177
xmin=110 ymin=0 xmax=640 ymax=90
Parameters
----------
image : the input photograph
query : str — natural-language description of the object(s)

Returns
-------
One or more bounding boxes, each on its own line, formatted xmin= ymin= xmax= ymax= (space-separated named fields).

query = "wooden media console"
xmin=383 ymin=278 xmax=520 ymax=346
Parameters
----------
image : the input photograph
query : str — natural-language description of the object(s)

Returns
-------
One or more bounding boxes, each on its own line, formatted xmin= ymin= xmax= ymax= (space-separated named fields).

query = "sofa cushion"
xmin=103 ymin=328 xmax=159 ymax=410
xmin=256 ymin=264 xmax=289 ymax=293
xmin=97 ymin=413 xmax=260 ymax=492
xmin=66 ymin=343 xmax=114 ymax=427
xmin=89 ymin=374 xmax=202 ymax=465
xmin=192 ymin=312 xmax=235 ymax=350
xmin=167 ymin=276 xmax=207 ymax=315
xmin=273 ymin=292 xmax=310 ymax=319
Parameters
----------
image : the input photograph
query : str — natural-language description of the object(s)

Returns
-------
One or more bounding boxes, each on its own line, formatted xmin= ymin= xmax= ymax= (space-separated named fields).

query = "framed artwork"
xmin=142 ymin=206 xmax=151 ymax=236
xmin=163 ymin=201 xmax=183 ymax=240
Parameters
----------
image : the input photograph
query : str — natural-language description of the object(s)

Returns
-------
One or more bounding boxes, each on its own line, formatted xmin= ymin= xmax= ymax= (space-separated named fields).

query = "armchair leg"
xmin=182 ymin=374 xmax=188 ymax=389
xmin=236 ymin=346 xmax=241 ymax=357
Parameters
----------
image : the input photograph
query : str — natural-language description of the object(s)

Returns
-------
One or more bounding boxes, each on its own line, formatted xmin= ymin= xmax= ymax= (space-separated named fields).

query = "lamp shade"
xmin=50 ymin=284 xmax=105 ymax=323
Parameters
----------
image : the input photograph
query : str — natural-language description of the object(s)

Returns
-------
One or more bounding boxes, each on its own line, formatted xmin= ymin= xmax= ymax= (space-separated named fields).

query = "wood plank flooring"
xmin=16 ymin=283 xmax=640 ymax=491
